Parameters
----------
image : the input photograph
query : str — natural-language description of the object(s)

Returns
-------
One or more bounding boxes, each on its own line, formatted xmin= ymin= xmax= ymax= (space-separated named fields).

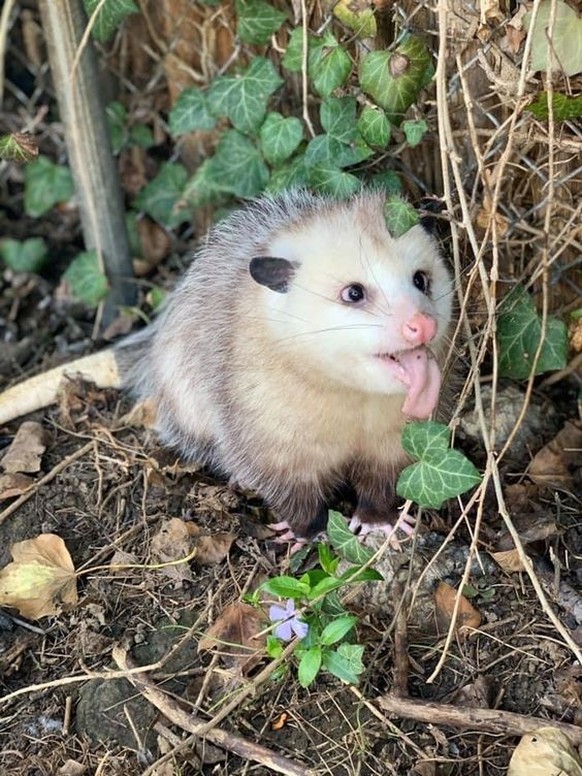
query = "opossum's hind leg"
xmin=268 ymin=488 xmax=328 ymax=553
xmin=348 ymin=468 xmax=416 ymax=546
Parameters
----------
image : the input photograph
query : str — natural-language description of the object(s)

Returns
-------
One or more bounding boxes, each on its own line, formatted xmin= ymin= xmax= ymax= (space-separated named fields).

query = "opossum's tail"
xmin=0 ymin=350 xmax=121 ymax=426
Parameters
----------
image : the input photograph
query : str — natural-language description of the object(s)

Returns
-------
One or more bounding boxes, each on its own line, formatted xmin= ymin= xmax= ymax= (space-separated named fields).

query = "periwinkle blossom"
xmin=269 ymin=599 xmax=309 ymax=641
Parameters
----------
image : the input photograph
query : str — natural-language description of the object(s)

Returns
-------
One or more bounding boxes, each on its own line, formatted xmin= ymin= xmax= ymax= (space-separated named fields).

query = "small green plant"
xmin=250 ymin=512 xmax=382 ymax=688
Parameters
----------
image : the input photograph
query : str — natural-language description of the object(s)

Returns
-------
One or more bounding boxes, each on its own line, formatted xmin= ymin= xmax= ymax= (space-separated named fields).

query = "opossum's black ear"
xmin=249 ymin=257 xmax=297 ymax=293
xmin=418 ymin=197 xmax=446 ymax=236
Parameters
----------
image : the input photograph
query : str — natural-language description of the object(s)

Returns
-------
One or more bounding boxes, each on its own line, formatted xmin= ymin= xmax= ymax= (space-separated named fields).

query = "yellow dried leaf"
xmin=199 ymin=601 xmax=266 ymax=675
xmin=508 ymin=727 xmax=582 ymax=776
xmin=0 ymin=534 xmax=77 ymax=619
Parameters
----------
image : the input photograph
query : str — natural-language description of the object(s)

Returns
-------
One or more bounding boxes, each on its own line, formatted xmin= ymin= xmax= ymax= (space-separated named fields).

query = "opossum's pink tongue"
xmin=386 ymin=347 xmax=441 ymax=420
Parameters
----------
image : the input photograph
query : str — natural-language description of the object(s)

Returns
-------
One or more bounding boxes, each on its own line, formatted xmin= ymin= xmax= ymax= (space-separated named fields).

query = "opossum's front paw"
xmin=269 ymin=521 xmax=309 ymax=555
xmin=349 ymin=511 xmax=416 ymax=547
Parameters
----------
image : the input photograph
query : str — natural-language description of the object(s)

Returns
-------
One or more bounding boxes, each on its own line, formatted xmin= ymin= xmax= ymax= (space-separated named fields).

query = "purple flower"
xmin=269 ymin=599 xmax=309 ymax=642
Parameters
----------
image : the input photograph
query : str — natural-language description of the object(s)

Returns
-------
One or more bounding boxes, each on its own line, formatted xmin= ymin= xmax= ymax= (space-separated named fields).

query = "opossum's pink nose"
xmin=402 ymin=313 xmax=436 ymax=345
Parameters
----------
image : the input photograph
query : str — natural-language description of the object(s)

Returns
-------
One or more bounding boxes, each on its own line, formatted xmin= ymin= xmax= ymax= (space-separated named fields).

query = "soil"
xmin=1 ymin=233 xmax=582 ymax=776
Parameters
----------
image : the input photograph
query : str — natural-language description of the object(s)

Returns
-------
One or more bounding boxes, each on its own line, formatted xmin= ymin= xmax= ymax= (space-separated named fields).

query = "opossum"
xmin=0 ymin=190 xmax=453 ymax=546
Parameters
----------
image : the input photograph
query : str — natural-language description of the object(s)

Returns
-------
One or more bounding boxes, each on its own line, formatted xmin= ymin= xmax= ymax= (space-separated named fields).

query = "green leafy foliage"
xmin=0 ymin=132 xmax=38 ymax=163
xmin=320 ymin=96 xmax=358 ymax=143
xmin=497 ymin=286 xmax=568 ymax=378
xmin=134 ymin=162 xmax=190 ymax=227
xmin=529 ymin=92 xmax=582 ymax=121
xmin=106 ymin=102 xmax=154 ymax=153
xmin=383 ymin=197 xmax=419 ymax=237
xmin=397 ymin=422 xmax=481 ymax=509
xmin=169 ymin=89 xmax=217 ymax=136
xmin=236 ymin=0 xmax=287 ymax=44
xmin=283 ymin=29 xmax=351 ymax=96
xmin=298 ymin=647 xmax=322 ymax=687
xmin=332 ymin=0 xmax=376 ymax=38
xmin=197 ymin=130 xmax=269 ymax=198
xmin=259 ymin=113 xmax=303 ymax=165
xmin=360 ymin=35 xmax=432 ymax=124
xmin=0 ymin=238 xmax=48 ymax=273
xmin=326 ymin=511 xmax=375 ymax=564
xmin=402 ymin=119 xmax=428 ymax=147
xmin=83 ymin=0 xmax=138 ymax=43
xmin=322 ymin=643 xmax=365 ymax=684
xmin=208 ymin=57 xmax=283 ymax=134
xmin=357 ymin=106 xmax=391 ymax=147
xmin=524 ymin=0 xmax=582 ymax=76
xmin=62 ymin=250 xmax=109 ymax=307
xmin=24 ymin=156 xmax=75 ymax=218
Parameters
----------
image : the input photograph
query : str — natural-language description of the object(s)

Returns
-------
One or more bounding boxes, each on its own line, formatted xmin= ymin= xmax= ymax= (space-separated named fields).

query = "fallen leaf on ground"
xmin=150 ymin=518 xmax=193 ymax=586
xmin=57 ymin=760 xmax=87 ymax=776
xmin=122 ymin=397 xmax=158 ymax=428
xmin=198 ymin=601 xmax=266 ymax=675
xmin=491 ymin=549 xmax=526 ymax=573
xmin=434 ymin=581 xmax=482 ymax=635
xmin=0 ymin=472 xmax=34 ymax=500
xmin=188 ymin=524 xmax=235 ymax=565
xmin=0 ymin=421 xmax=49 ymax=474
xmin=0 ymin=534 xmax=78 ymax=619
xmin=443 ymin=676 xmax=492 ymax=708
xmin=508 ymin=727 xmax=582 ymax=775
xmin=528 ymin=420 xmax=582 ymax=489
xmin=108 ymin=550 xmax=139 ymax=574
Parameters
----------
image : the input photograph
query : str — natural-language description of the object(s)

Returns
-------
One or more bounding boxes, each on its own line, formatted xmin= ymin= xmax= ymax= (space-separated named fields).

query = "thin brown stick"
xmin=377 ymin=693 xmax=582 ymax=745
xmin=113 ymin=645 xmax=315 ymax=776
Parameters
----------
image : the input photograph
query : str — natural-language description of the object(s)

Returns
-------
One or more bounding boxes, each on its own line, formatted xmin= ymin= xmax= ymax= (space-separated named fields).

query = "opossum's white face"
xmin=249 ymin=202 xmax=453 ymax=419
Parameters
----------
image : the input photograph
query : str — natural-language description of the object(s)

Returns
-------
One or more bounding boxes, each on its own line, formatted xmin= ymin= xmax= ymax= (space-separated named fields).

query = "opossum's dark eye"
xmin=341 ymin=283 xmax=366 ymax=304
xmin=413 ymin=271 xmax=431 ymax=295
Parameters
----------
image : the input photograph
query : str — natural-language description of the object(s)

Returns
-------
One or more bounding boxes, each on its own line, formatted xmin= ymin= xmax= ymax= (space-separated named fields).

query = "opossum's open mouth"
xmin=376 ymin=346 xmax=441 ymax=420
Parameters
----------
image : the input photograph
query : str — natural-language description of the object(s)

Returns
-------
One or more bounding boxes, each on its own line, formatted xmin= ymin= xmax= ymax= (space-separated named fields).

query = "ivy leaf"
xmin=357 ymin=106 xmax=391 ymax=147
xmin=305 ymin=134 xmax=372 ymax=170
xmin=402 ymin=118 xmax=428 ymax=147
xmin=135 ymin=162 xmax=190 ymax=227
xmin=333 ymin=0 xmax=376 ymax=38
xmin=0 ymin=132 xmax=38 ymax=163
xmin=62 ymin=250 xmax=109 ymax=308
xmin=309 ymin=164 xmax=361 ymax=198
xmin=322 ymin=643 xmax=364 ymax=684
xmin=360 ymin=35 xmax=432 ymax=124
xmin=0 ymin=238 xmax=48 ymax=273
xmin=370 ymin=170 xmax=402 ymax=195
xmin=204 ymin=130 xmax=269 ymax=198
xmin=320 ymin=615 xmax=358 ymax=646
xmin=208 ymin=57 xmax=283 ymax=134
xmin=397 ymin=422 xmax=481 ymax=509
xmin=169 ymin=88 xmax=217 ymax=136
xmin=106 ymin=101 xmax=128 ymax=153
xmin=524 ymin=0 xmax=582 ymax=76
xmin=497 ymin=286 xmax=569 ymax=378
xmin=236 ymin=0 xmax=287 ymax=44
xmin=529 ymin=92 xmax=582 ymax=121
xmin=260 ymin=112 xmax=303 ymax=165
xmin=282 ymin=27 xmax=311 ymax=72
xmin=327 ymin=511 xmax=375 ymax=564
xmin=298 ymin=646 xmax=322 ymax=687
xmin=320 ymin=96 xmax=358 ymax=143
xmin=267 ymin=153 xmax=309 ymax=192
xmin=311 ymin=43 xmax=352 ymax=96
xmin=24 ymin=156 xmax=74 ymax=218
xmin=83 ymin=0 xmax=138 ymax=43
xmin=383 ymin=197 xmax=419 ymax=237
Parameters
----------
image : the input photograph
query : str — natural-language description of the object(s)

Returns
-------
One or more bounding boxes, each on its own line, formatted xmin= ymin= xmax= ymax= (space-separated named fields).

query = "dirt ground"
xmin=1 ymin=224 xmax=582 ymax=776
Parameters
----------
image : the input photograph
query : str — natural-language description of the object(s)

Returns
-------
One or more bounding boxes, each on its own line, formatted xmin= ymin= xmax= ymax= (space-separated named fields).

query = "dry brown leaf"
xmin=150 ymin=518 xmax=193 ymax=586
xmin=192 ymin=532 xmax=235 ymax=565
xmin=0 ymin=534 xmax=78 ymax=619
xmin=57 ymin=760 xmax=87 ymax=776
xmin=412 ymin=762 xmax=437 ymax=776
xmin=0 ymin=421 xmax=49 ymax=474
xmin=529 ymin=420 xmax=582 ymax=489
xmin=434 ymin=581 xmax=482 ymax=635
xmin=122 ymin=398 xmax=158 ymax=428
xmin=570 ymin=317 xmax=582 ymax=353
xmin=491 ymin=549 xmax=526 ymax=573
xmin=133 ymin=218 xmax=172 ymax=276
xmin=444 ymin=676 xmax=492 ymax=708
xmin=0 ymin=472 xmax=34 ymax=500
xmin=198 ymin=601 xmax=266 ymax=675
xmin=108 ymin=550 xmax=139 ymax=575
xmin=508 ymin=727 xmax=582 ymax=776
